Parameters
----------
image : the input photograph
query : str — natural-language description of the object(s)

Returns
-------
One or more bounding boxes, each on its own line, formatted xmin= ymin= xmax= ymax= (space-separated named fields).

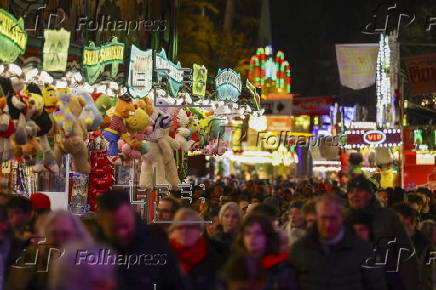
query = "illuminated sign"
xmin=248 ymin=46 xmax=291 ymax=94
xmin=127 ymin=45 xmax=152 ymax=98
xmin=155 ymin=49 xmax=185 ymax=96
xmin=0 ymin=9 xmax=27 ymax=63
xmin=83 ymin=37 xmax=124 ymax=84
xmin=215 ymin=68 xmax=241 ymax=102
xmin=363 ymin=130 xmax=386 ymax=145
xmin=346 ymin=128 xmax=401 ymax=148
xmin=192 ymin=64 xmax=207 ymax=97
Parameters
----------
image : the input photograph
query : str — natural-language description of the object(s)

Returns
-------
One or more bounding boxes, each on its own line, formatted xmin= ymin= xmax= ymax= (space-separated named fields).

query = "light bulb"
xmin=8 ymin=64 xmax=22 ymax=76
xmin=25 ymin=68 xmax=38 ymax=81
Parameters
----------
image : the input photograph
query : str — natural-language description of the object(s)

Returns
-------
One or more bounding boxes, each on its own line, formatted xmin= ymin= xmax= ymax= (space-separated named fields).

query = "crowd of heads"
xmin=0 ymin=174 xmax=434 ymax=289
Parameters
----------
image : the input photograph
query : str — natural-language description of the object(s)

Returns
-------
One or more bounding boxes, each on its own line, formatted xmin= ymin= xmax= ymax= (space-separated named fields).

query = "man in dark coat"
xmin=95 ymin=189 xmax=184 ymax=290
xmin=392 ymin=203 xmax=434 ymax=290
xmin=289 ymin=193 xmax=387 ymax=290
xmin=345 ymin=175 xmax=421 ymax=290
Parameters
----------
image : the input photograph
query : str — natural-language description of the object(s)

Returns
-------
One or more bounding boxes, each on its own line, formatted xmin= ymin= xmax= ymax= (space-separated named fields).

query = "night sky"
xmin=271 ymin=0 xmax=435 ymax=97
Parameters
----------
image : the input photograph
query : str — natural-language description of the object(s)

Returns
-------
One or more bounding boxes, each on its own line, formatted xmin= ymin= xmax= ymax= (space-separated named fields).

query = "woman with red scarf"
xmin=169 ymin=208 xmax=228 ymax=290
xmin=220 ymin=214 xmax=299 ymax=290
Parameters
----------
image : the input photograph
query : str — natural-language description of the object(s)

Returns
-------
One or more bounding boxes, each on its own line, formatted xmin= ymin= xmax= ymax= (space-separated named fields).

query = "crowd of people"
xmin=0 ymin=174 xmax=434 ymax=290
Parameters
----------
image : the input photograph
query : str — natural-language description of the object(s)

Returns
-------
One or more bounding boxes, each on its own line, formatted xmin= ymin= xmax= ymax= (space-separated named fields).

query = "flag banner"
xmin=336 ymin=44 xmax=378 ymax=90
xmin=43 ymin=29 xmax=71 ymax=72
xmin=192 ymin=64 xmax=207 ymax=97
xmin=0 ymin=9 xmax=27 ymax=63
xmin=127 ymin=45 xmax=153 ymax=98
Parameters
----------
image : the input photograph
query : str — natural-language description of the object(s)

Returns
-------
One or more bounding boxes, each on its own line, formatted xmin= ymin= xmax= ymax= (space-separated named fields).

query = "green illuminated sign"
xmin=192 ymin=64 xmax=207 ymax=97
xmin=0 ymin=9 xmax=27 ymax=63
xmin=83 ymin=36 xmax=124 ymax=84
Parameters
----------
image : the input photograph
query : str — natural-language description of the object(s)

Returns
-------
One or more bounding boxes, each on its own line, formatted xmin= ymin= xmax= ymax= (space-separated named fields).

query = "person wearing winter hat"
xmin=345 ymin=174 xmax=421 ymax=290
xmin=30 ymin=193 xmax=51 ymax=216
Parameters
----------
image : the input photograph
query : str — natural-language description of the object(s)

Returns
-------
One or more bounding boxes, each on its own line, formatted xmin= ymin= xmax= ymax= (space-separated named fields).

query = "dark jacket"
xmin=96 ymin=220 xmax=184 ymax=290
xmin=212 ymin=225 xmax=236 ymax=248
xmin=345 ymin=199 xmax=421 ymax=290
xmin=411 ymin=230 xmax=434 ymax=290
xmin=288 ymin=227 xmax=387 ymax=290
xmin=182 ymin=238 xmax=228 ymax=290
xmin=6 ymin=243 xmax=61 ymax=290
xmin=262 ymin=258 xmax=299 ymax=290
xmin=220 ymin=252 xmax=298 ymax=290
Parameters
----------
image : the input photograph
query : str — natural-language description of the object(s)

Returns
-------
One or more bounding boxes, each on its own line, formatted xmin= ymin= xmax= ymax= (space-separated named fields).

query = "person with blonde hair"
xmin=169 ymin=208 xmax=226 ymax=290
xmin=7 ymin=210 xmax=93 ymax=290
xmin=213 ymin=202 xmax=242 ymax=247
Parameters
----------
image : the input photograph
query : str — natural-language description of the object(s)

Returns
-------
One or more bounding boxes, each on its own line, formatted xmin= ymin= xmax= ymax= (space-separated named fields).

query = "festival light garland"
xmin=248 ymin=46 xmax=292 ymax=93
xmin=376 ymin=34 xmax=397 ymax=128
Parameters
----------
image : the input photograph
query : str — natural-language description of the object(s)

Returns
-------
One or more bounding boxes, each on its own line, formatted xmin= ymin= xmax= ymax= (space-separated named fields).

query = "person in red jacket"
xmin=169 ymin=208 xmax=228 ymax=290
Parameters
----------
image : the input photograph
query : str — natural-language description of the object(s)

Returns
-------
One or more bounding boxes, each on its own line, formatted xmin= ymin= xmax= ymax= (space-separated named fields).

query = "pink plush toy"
xmin=118 ymin=133 xmax=148 ymax=160
xmin=202 ymin=139 xmax=227 ymax=156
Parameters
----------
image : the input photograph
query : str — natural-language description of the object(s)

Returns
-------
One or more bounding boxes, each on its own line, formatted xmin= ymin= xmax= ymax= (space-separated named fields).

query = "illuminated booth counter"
xmin=340 ymin=127 xmax=402 ymax=188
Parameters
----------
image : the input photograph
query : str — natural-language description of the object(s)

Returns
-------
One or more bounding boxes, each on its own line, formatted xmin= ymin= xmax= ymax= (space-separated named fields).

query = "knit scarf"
xmin=261 ymin=252 xmax=289 ymax=270
xmin=170 ymin=236 xmax=208 ymax=273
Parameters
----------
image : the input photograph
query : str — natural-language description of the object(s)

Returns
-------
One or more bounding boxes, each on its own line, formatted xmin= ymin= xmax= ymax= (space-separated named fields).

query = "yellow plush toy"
xmin=52 ymin=89 xmax=90 ymax=174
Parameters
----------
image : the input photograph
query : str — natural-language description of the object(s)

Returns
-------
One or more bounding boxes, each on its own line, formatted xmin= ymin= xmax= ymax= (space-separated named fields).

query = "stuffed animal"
xmin=9 ymin=84 xmax=59 ymax=173
xmin=0 ymin=89 xmax=14 ymax=161
xmin=202 ymin=139 xmax=227 ymax=156
xmin=102 ymin=94 xmax=140 ymax=158
xmin=118 ymin=107 xmax=150 ymax=160
xmin=93 ymin=93 xmax=113 ymax=129
xmin=42 ymin=85 xmax=59 ymax=113
xmin=71 ymin=88 xmax=102 ymax=131
xmin=175 ymin=127 xmax=196 ymax=152
xmin=52 ymin=90 xmax=90 ymax=174
xmin=139 ymin=97 xmax=181 ymax=189
xmin=27 ymin=84 xmax=60 ymax=173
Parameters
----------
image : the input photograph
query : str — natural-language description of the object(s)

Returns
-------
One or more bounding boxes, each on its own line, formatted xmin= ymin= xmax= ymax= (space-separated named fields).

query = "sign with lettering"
xmin=292 ymin=96 xmax=333 ymax=116
xmin=215 ymin=68 xmax=242 ymax=102
xmin=363 ymin=130 xmax=386 ymax=145
xmin=404 ymin=53 xmax=436 ymax=96
xmin=43 ymin=29 xmax=71 ymax=72
xmin=83 ymin=37 xmax=124 ymax=84
xmin=127 ymin=45 xmax=152 ymax=98
xmin=0 ymin=9 xmax=27 ymax=63
xmin=192 ymin=64 xmax=207 ymax=97
xmin=155 ymin=49 xmax=184 ymax=96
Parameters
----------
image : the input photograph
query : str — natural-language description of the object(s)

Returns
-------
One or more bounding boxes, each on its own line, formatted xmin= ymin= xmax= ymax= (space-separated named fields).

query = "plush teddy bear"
xmin=52 ymin=89 xmax=90 ymax=174
xmin=118 ymin=107 xmax=150 ymax=160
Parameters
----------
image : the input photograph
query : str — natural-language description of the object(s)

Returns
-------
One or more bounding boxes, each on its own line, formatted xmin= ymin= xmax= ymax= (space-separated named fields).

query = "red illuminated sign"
xmin=363 ymin=130 xmax=386 ymax=145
